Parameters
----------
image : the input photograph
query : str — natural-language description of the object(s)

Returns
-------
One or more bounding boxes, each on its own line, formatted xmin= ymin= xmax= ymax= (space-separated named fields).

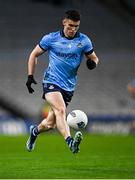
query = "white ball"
xmin=67 ymin=110 xmax=88 ymax=130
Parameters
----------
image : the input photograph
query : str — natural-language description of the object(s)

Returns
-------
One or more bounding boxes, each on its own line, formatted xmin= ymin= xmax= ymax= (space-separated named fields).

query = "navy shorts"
xmin=42 ymin=83 xmax=74 ymax=106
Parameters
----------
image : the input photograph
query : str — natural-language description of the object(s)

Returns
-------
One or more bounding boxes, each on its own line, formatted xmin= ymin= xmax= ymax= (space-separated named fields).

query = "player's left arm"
xmin=85 ymin=51 xmax=99 ymax=70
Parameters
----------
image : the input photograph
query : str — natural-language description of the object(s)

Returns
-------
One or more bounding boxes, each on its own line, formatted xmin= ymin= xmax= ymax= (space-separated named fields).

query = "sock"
xmin=32 ymin=126 xmax=39 ymax=136
xmin=65 ymin=136 xmax=73 ymax=148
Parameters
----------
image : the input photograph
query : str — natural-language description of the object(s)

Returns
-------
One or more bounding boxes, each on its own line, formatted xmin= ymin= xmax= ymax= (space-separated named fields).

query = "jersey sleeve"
xmin=83 ymin=36 xmax=94 ymax=55
xmin=39 ymin=33 xmax=51 ymax=51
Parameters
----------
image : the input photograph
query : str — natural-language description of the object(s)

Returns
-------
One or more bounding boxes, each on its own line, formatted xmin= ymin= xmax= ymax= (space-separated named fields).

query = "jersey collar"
xmin=60 ymin=30 xmax=80 ymax=40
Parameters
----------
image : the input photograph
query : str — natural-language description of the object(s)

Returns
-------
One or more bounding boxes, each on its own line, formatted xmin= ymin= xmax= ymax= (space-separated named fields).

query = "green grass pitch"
xmin=0 ymin=133 xmax=135 ymax=179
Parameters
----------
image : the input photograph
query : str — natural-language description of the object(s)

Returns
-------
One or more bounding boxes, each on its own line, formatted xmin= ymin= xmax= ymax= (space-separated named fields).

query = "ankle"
xmin=65 ymin=136 xmax=73 ymax=147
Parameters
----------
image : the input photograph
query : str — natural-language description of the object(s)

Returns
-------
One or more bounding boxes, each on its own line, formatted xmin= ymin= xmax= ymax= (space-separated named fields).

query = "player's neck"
xmin=61 ymin=29 xmax=79 ymax=40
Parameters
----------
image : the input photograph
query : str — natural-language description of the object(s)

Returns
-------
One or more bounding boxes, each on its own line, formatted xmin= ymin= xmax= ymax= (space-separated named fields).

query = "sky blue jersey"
xmin=39 ymin=30 xmax=93 ymax=91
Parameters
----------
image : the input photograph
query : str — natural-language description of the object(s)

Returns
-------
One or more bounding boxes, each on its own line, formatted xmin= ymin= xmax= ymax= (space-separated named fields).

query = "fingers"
xmin=26 ymin=75 xmax=37 ymax=94
xmin=33 ymin=79 xmax=37 ymax=84
xmin=26 ymin=85 xmax=35 ymax=94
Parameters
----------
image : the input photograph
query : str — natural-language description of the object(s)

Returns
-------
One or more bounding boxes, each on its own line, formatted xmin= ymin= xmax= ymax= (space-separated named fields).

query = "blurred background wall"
xmin=0 ymin=0 xmax=135 ymax=134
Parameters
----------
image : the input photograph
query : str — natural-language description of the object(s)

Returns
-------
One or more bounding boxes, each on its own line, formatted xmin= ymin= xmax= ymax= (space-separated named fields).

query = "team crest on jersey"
xmin=77 ymin=42 xmax=83 ymax=48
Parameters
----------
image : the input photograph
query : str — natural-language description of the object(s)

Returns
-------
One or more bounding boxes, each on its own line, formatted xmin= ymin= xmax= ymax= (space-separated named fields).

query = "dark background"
xmin=0 ymin=0 xmax=135 ymax=118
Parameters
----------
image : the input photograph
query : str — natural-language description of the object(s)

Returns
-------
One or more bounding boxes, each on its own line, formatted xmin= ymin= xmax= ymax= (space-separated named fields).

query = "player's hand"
xmin=26 ymin=75 xmax=37 ymax=93
xmin=86 ymin=59 xmax=97 ymax=70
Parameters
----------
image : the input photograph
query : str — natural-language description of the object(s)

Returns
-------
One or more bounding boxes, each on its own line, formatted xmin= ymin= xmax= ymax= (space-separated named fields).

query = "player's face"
xmin=63 ymin=18 xmax=80 ymax=38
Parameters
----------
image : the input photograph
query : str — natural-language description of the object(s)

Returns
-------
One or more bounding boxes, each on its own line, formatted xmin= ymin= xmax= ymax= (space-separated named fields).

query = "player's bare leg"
xmin=45 ymin=91 xmax=83 ymax=153
xmin=26 ymin=109 xmax=56 ymax=152
xmin=45 ymin=91 xmax=70 ymax=139
xmin=26 ymin=91 xmax=83 ymax=153
xmin=38 ymin=109 xmax=56 ymax=132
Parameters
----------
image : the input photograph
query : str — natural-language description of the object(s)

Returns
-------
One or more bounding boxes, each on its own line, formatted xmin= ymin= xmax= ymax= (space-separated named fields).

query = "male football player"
xmin=26 ymin=10 xmax=99 ymax=153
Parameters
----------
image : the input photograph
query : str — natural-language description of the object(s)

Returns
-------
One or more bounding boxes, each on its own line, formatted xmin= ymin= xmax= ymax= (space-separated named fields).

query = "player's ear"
xmin=62 ymin=19 xmax=66 ymax=26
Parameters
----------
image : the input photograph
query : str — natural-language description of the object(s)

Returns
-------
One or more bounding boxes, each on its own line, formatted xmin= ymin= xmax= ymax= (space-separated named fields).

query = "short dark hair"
xmin=65 ymin=10 xmax=81 ymax=21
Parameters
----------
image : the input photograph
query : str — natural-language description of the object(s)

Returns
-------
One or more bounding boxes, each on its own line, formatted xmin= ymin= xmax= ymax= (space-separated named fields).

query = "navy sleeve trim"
xmin=39 ymin=43 xmax=47 ymax=51
xmin=84 ymin=49 xmax=94 ymax=55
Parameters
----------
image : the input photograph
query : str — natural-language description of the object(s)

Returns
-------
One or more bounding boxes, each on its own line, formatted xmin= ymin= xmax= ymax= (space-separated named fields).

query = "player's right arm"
xmin=28 ymin=44 xmax=44 ymax=75
xmin=26 ymin=45 xmax=44 ymax=93
xmin=26 ymin=33 xmax=51 ymax=93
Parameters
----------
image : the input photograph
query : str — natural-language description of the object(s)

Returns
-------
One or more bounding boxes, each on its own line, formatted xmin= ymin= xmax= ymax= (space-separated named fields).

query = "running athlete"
xmin=26 ymin=10 xmax=99 ymax=154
